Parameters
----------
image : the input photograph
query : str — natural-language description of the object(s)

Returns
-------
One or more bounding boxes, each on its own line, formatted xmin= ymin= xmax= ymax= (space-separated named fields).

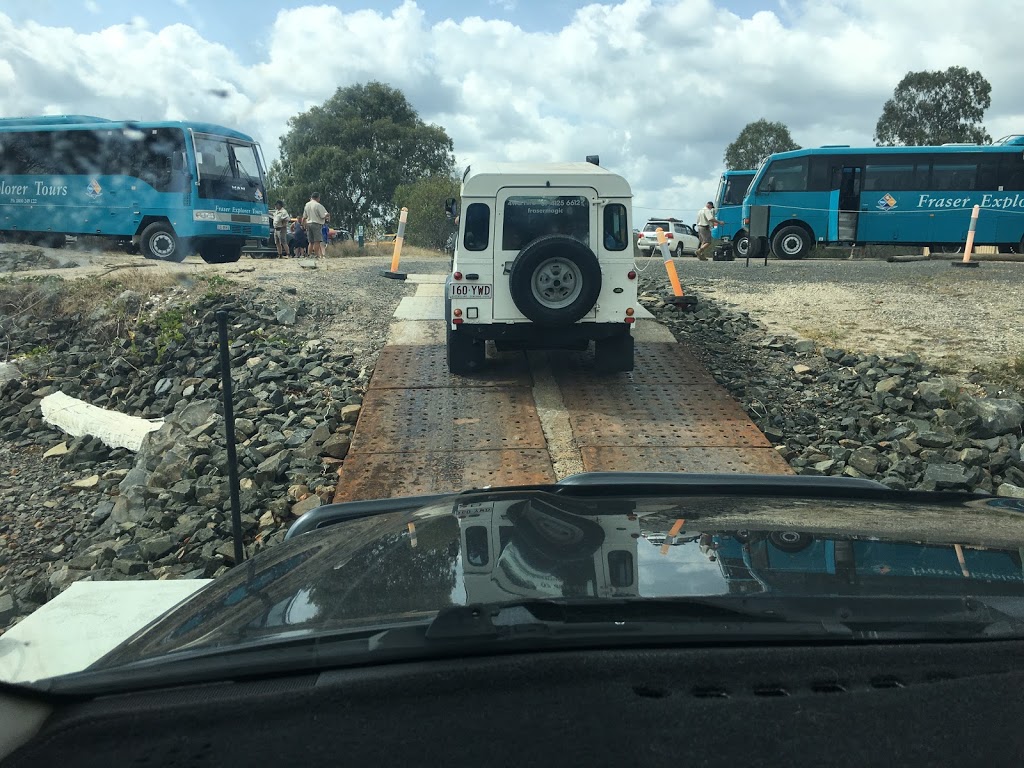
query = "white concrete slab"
xmin=633 ymin=322 xmax=677 ymax=343
xmin=0 ymin=579 xmax=211 ymax=683
xmin=414 ymin=283 xmax=445 ymax=297
xmin=387 ymin=320 xmax=446 ymax=345
xmin=394 ymin=296 xmax=444 ymax=320
xmin=404 ymin=273 xmax=447 ymax=284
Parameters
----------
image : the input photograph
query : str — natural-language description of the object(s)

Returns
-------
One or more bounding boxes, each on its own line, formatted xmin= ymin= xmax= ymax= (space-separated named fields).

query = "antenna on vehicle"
xmin=216 ymin=310 xmax=245 ymax=565
xmin=586 ymin=155 xmax=600 ymax=166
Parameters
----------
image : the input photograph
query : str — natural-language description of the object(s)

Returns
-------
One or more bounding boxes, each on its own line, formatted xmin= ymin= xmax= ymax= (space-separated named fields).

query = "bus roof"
xmin=0 ymin=115 xmax=257 ymax=142
xmin=761 ymin=142 xmax=1024 ymax=162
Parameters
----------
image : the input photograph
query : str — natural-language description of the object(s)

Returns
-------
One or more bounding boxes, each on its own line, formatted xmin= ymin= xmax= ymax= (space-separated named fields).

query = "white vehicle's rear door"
xmin=493 ymin=187 xmax=598 ymax=322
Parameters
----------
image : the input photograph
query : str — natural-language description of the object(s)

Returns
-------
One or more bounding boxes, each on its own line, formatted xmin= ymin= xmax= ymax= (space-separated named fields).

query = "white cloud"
xmin=84 ymin=0 xmax=100 ymax=14
xmin=2 ymin=1 xmax=1022 ymax=217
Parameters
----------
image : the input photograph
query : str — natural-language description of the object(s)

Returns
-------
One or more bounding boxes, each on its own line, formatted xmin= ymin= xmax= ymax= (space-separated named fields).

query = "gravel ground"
xmin=635 ymin=256 xmax=1024 ymax=376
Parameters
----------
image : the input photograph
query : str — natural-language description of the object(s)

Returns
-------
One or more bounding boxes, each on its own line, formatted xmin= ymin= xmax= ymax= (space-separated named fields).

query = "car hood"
xmin=82 ymin=481 xmax=1024 ymax=671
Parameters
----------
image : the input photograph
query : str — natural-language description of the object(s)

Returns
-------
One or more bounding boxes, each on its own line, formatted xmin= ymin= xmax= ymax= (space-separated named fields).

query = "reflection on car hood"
xmin=90 ymin=488 xmax=1024 ymax=669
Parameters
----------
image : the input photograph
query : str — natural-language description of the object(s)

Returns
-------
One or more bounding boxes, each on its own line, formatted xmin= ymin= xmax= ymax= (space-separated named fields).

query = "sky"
xmin=1 ymin=0 xmax=1021 ymax=219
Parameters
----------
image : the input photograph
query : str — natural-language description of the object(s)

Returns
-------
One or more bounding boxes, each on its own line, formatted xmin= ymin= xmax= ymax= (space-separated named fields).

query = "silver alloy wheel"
xmin=531 ymin=256 xmax=583 ymax=309
xmin=148 ymin=231 xmax=177 ymax=259
xmin=778 ymin=232 xmax=804 ymax=257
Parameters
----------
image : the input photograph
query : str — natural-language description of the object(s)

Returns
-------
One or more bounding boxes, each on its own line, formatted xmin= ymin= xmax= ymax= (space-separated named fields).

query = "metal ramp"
xmin=333 ymin=342 xmax=792 ymax=503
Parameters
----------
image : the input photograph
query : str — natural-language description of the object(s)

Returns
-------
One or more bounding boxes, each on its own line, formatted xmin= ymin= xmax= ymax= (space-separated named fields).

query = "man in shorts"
xmin=302 ymin=193 xmax=329 ymax=258
xmin=695 ymin=201 xmax=723 ymax=261
xmin=271 ymin=200 xmax=291 ymax=258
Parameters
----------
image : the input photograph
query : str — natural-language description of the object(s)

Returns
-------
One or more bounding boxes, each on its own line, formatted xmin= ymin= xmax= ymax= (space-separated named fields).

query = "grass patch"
xmin=324 ymin=240 xmax=446 ymax=260
xmin=795 ymin=326 xmax=843 ymax=347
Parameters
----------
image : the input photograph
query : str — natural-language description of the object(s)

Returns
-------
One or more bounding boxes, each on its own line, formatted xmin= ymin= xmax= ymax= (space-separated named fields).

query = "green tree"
xmin=268 ymin=81 xmax=456 ymax=234
xmin=393 ymin=174 xmax=461 ymax=250
xmin=723 ymin=119 xmax=800 ymax=170
xmin=874 ymin=66 xmax=992 ymax=146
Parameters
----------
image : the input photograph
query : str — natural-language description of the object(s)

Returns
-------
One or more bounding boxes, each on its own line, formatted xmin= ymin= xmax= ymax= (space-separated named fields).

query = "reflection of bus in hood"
xmin=712 ymin=531 xmax=1024 ymax=596
xmin=456 ymin=497 xmax=640 ymax=602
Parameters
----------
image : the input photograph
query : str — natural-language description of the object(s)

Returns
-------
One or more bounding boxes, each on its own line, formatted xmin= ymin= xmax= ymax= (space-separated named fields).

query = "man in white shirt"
xmin=271 ymin=200 xmax=291 ymax=258
xmin=302 ymin=193 xmax=330 ymax=258
xmin=695 ymin=201 xmax=723 ymax=261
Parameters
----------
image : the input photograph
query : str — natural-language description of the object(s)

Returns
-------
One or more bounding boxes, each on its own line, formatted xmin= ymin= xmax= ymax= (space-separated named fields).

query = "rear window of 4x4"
xmin=502 ymin=196 xmax=590 ymax=250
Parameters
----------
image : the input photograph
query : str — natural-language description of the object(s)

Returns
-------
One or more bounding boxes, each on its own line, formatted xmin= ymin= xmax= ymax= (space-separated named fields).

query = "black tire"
xmin=734 ymin=233 xmax=751 ymax=258
xmin=771 ymin=226 xmax=810 ymax=260
xmin=506 ymin=500 xmax=606 ymax=563
xmin=673 ymin=243 xmax=685 ymax=257
xmin=199 ymin=243 xmax=243 ymax=264
xmin=594 ymin=334 xmax=634 ymax=373
xmin=934 ymin=244 xmax=962 ymax=254
xmin=140 ymin=222 xmax=186 ymax=262
xmin=768 ymin=531 xmax=813 ymax=552
xmin=446 ymin=326 xmax=485 ymax=375
xmin=508 ymin=235 xmax=602 ymax=326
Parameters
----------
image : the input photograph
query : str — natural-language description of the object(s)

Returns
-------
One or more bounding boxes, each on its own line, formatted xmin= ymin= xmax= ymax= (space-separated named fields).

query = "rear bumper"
xmin=455 ymin=321 xmax=631 ymax=348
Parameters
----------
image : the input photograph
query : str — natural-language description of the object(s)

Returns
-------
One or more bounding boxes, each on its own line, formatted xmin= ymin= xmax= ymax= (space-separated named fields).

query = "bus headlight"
xmin=193 ymin=211 xmax=217 ymax=221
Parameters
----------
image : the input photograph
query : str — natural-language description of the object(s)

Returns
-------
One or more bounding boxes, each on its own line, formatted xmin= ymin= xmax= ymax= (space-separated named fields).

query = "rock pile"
xmin=0 ymin=288 xmax=365 ymax=629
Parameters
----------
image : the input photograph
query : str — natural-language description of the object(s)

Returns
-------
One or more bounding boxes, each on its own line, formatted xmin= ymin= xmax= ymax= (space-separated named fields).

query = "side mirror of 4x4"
xmin=444 ymin=197 xmax=459 ymax=218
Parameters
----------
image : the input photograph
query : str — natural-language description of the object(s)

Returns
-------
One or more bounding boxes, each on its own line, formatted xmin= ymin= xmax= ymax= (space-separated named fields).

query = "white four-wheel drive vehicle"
xmin=444 ymin=157 xmax=638 ymax=374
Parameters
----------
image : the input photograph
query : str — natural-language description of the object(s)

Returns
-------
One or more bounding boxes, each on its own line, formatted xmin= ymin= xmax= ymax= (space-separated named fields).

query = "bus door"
xmin=829 ymin=166 xmax=861 ymax=243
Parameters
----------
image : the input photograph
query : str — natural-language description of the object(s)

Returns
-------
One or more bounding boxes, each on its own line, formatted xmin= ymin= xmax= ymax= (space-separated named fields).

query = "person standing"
xmin=302 ymin=193 xmax=329 ymax=258
xmin=695 ymin=201 xmax=723 ymax=261
xmin=271 ymin=200 xmax=291 ymax=258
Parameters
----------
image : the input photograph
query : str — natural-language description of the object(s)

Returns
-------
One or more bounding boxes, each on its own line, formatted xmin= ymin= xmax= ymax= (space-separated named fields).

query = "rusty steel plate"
xmin=562 ymin=382 xmax=771 ymax=448
xmin=370 ymin=344 xmax=532 ymax=389
xmin=581 ymin=446 xmax=794 ymax=475
xmin=548 ymin=342 xmax=716 ymax=387
xmin=350 ymin=387 xmax=547 ymax=453
xmin=334 ymin=449 xmax=556 ymax=502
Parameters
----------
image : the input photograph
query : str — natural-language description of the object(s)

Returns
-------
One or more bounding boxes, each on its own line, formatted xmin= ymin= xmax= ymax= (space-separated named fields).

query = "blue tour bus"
xmin=711 ymin=169 xmax=755 ymax=257
xmin=712 ymin=532 xmax=1024 ymax=596
xmin=741 ymin=137 xmax=1024 ymax=259
xmin=0 ymin=115 xmax=270 ymax=263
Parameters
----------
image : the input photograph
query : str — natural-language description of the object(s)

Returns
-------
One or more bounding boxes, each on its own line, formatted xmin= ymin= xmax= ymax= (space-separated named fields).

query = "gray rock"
xmin=276 ymin=303 xmax=298 ymax=325
xmin=875 ymin=376 xmax=903 ymax=394
xmin=915 ymin=380 xmax=949 ymax=408
xmin=848 ymin=447 xmax=880 ymax=476
xmin=916 ymin=431 xmax=954 ymax=449
xmin=254 ymin=450 xmax=291 ymax=483
xmin=960 ymin=397 xmax=1024 ymax=439
xmin=291 ymin=494 xmax=322 ymax=517
xmin=0 ymin=592 xmax=16 ymax=625
xmin=921 ymin=463 xmax=980 ymax=491
xmin=138 ymin=535 xmax=179 ymax=562
xmin=996 ymin=483 xmax=1024 ymax=499
xmin=957 ymin=447 xmax=988 ymax=467
xmin=320 ymin=433 xmax=351 ymax=459
xmin=113 ymin=290 xmax=144 ymax=313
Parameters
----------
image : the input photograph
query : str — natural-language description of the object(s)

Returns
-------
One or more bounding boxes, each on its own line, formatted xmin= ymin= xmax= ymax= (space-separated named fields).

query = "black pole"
xmin=216 ymin=310 xmax=244 ymax=565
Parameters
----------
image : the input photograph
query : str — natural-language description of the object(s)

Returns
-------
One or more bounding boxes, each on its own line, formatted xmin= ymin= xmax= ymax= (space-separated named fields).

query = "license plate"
xmin=449 ymin=283 xmax=492 ymax=299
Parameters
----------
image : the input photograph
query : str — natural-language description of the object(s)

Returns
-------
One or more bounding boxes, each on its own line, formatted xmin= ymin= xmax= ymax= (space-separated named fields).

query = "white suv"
xmin=444 ymin=157 xmax=638 ymax=374
xmin=636 ymin=218 xmax=699 ymax=257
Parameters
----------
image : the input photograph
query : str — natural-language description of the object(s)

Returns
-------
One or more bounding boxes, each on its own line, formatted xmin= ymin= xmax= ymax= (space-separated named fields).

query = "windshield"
xmin=193 ymin=132 xmax=265 ymax=202
xmin=1 ymin=3 xmax=1022 ymax=696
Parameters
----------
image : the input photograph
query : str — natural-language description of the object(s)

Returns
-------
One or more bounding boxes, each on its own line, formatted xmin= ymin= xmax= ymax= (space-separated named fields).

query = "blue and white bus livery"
xmin=0 ymin=115 xmax=270 ymax=263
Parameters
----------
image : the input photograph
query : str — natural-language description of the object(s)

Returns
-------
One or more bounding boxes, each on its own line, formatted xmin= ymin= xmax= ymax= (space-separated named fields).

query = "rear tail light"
xmin=665 ymin=232 xmax=674 ymax=238
xmin=453 ymin=271 xmax=462 ymax=280
xmin=627 ymin=270 xmax=636 ymax=279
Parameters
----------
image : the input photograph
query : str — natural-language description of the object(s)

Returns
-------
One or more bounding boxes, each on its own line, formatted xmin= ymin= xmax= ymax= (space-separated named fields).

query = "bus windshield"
xmin=193 ymin=132 xmax=265 ymax=201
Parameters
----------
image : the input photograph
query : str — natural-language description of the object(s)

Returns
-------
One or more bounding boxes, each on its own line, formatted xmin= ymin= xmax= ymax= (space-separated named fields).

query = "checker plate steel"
xmin=549 ymin=342 xmax=716 ymax=386
xmin=370 ymin=344 xmax=531 ymax=389
xmin=351 ymin=386 xmax=547 ymax=453
xmin=334 ymin=449 xmax=557 ymax=502
xmin=581 ymin=446 xmax=794 ymax=475
xmin=562 ymin=383 xmax=771 ymax=448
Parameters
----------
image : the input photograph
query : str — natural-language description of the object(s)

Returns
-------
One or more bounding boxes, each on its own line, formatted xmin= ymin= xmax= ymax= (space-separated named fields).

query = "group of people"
xmin=270 ymin=193 xmax=331 ymax=259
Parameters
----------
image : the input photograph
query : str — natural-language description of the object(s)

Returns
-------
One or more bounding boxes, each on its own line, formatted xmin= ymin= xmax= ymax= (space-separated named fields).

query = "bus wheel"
xmin=199 ymin=244 xmax=243 ymax=264
xmin=140 ymin=223 xmax=186 ymax=262
xmin=934 ymin=244 xmax=961 ymax=254
xmin=771 ymin=226 xmax=810 ymax=259
xmin=734 ymin=234 xmax=751 ymax=258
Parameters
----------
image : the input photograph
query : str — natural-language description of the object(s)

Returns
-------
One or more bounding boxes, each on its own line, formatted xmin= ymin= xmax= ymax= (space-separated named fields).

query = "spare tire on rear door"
xmin=508 ymin=235 xmax=602 ymax=326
